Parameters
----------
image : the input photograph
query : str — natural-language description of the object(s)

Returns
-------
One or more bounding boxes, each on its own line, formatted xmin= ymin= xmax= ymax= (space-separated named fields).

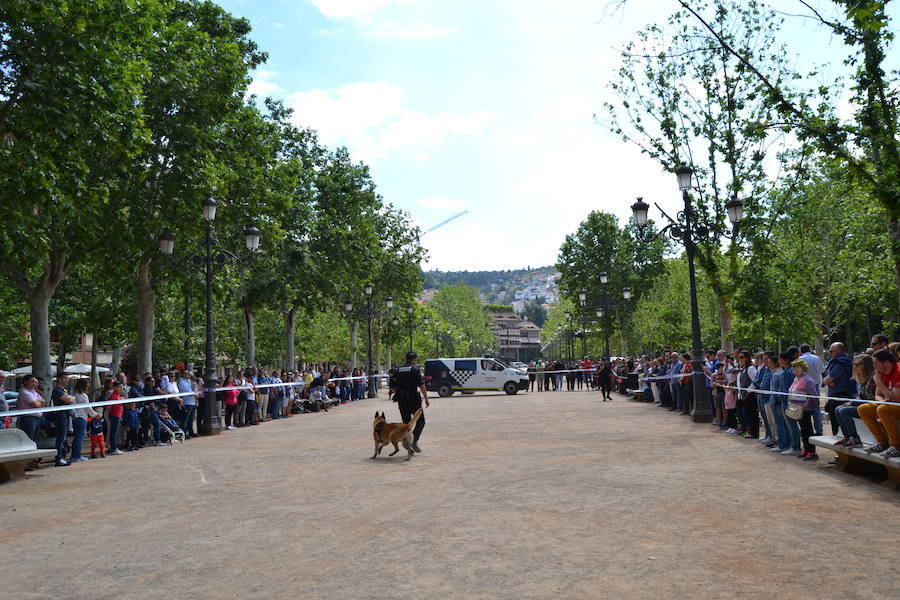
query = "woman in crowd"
xmin=789 ymin=359 xmax=820 ymax=461
xmin=767 ymin=353 xmax=786 ymax=452
xmin=833 ymin=353 xmax=875 ymax=449
xmin=223 ymin=375 xmax=238 ymax=430
xmin=105 ymin=381 xmax=126 ymax=456
xmin=70 ymin=378 xmax=97 ymax=462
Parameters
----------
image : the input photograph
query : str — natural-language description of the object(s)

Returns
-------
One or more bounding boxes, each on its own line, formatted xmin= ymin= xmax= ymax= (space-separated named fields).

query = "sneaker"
xmin=110 ymin=449 xmax=124 ymax=455
xmin=802 ymin=453 xmax=819 ymax=461
xmin=782 ymin=448 xmax=800 ymax=456
xmin=758 ymin=437 xmax=771 ymax=444
xmin=845 ymin=439 xmax=863 ymax=449
xmin=74 ymin=457 xmax=89 ymax=462
xmin=741 ymin=432 xmax=754 ymax=439
xmin=865 ymin=442 xmax=889 ymax=454
xmin=834 ymin=438 xmax=850 ymax=447
xmin=770 ymin=446 xmax=785 ymax=452
xmin=877 ymin=446 xmax=900 ymax=459
xmin=55 ymin=459 xmax=70 ymax=467
xmin=726 ymin=428 xmax=737 ymax=434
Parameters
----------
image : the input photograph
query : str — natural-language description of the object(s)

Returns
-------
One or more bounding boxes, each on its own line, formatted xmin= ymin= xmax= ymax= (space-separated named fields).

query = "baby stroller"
xmin=157 ymin=411 xmax=185 ymax=444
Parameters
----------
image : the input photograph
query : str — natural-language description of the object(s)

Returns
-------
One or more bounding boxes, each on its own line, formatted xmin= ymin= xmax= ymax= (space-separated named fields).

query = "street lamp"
xmin=563 ymin=310 xmax=572 ymax=362
xmin=157 ymin=198 xmax=261 ymax=436
xmin=446 ymin=326 xmax=453 ymax=357
xmin=598 ymin=273 xmax=611 ymax=359
xmin=632 ymin=164 xmax=743 ymax=423
xmin=365 ymin=283 xmax=375 ymax=397
xmin=578 ymin=289 xmax=587 ymax=358
xmin=623 ymin=287 xmax=632 ymax=300
xmin=344 ymin=299 xmax=353 ymax=366
xmin=385 ymin=296 xmax=394 ymax=371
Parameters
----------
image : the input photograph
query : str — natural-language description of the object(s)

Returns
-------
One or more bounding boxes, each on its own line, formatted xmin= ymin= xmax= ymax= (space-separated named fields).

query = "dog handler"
xmin=392 ymin=351 xmax=430 ymax=453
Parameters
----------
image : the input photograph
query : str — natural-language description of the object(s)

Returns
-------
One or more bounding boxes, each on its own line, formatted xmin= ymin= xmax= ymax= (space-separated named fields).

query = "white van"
xmin=424 ymin=357 xmax=530 ymax=397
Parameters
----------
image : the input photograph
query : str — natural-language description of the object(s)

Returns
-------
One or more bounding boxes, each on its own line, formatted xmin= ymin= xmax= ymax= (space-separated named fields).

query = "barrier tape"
xmin=717 ymin=383 xmax=900 ymax=408
xmin=1 ymin=374 xmax=392 ymax=419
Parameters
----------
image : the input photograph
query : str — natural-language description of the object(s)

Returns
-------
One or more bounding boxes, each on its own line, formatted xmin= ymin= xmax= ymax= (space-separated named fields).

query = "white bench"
xmin=811 ymin=417 xmax=900 ymax=489
xmin=626 ymin=389 xmax=645 ymax=401
xmin=0 ymin=428 xmax=57 ymax=483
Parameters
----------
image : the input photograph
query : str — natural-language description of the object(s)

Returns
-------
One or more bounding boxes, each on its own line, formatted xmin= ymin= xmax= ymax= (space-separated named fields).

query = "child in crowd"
xmin=157 ymin=404 xmax=178 ymax=429
xmin=123 ymin=402 xmax=141 ymax=451
xmin=90 ymin=414 xmax=105 ymax=458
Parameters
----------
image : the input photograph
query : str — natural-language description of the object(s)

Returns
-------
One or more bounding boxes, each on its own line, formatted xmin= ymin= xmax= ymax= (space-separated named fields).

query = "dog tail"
xmin=406 ymin=408 xmax=423 ymax=431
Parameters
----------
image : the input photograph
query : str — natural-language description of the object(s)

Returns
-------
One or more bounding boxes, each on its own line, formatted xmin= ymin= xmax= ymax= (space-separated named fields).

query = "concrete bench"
xmin=811 ymin=417 xmax=900 ymax=489
xmin=0 ymin=428 xmax=57 ymax=483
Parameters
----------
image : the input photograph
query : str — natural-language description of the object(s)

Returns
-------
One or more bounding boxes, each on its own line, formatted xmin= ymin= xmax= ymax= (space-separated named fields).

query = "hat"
xmin=406 ymin=351 xmax=418 ymax=361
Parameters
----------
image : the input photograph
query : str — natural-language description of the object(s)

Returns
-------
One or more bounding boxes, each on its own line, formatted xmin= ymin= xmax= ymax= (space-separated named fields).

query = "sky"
xmin=215 ymin=0 xmax=891 ymax=271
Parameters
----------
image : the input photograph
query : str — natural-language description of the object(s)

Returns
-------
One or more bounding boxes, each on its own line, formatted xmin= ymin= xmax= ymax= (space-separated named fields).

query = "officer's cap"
xmin=406 ymin=351 xmax=418 ymax=361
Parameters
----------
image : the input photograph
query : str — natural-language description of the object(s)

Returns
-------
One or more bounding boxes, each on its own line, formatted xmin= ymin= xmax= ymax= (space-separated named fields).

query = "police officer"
xmin=391 ymin=351 xmax=430 ymax=453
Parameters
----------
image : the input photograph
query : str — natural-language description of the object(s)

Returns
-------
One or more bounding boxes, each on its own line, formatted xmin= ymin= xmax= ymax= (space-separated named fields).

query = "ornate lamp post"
xmin=578 ymin=289 xmax=587 ymax=358
xmin=598 ymin=272 xmax=611 ymax=359
xmin=158 ymin=197 xmax=260 ymax=436
xmin=446 ymin=326 xmax=453 ymax=357
xmin=365 ymin=283 xmax=376 ymax=397
xmin=631 ymin=165 xmax=743 ymax=423
xmin=563 ymin=309 xmax=573 ymax=362
xmin=385 ymin=295 xmax=394 ymax=372
xmin=423 ymin=314 xmax=432 ymax=355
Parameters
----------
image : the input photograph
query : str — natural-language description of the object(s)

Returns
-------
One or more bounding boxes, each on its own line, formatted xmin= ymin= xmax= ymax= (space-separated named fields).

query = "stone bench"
xmin=626 ymin=389 xmax=645 ymax=401
xmin=0 ymin=428 xmax=57 ymax=483
xmin=811 ymin=416 xmax=900 ymax=489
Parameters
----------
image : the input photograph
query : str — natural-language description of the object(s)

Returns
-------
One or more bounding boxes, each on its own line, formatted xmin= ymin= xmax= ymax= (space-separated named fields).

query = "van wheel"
xmin=503 ymin=382 xmax=518 ymax=395
xmin=438 ymin=385 xmax=452 ymax=397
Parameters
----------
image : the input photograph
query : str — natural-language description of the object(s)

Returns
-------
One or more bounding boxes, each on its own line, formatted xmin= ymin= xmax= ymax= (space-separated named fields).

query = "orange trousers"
xmin=857 ymin=402 xmax=900 ymax=447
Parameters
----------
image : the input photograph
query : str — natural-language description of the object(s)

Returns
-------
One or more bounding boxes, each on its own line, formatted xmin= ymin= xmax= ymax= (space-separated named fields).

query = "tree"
xmin=523 ymin=299 xmax=548 ymax=328
xmin=670 ymin=0 xmax=900 ymax=310
xmin=605 ymin=0 xmax=801 ymax=350
xmin=113 ymin=0 xmax=267 ymax=375
xmin=0 ymin=0 xmax=161 ymax=391
xmin=429 ymin=285 xmax=496 ymax=357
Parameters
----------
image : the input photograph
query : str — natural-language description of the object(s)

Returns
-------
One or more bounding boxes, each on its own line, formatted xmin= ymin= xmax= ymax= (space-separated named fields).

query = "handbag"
xmin=785 ymin=402 xmax=803 ymax=420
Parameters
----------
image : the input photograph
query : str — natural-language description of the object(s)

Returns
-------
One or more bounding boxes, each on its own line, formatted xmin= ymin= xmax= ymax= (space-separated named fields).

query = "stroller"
xmin=157 ymin=410 xmax=185 ymax=444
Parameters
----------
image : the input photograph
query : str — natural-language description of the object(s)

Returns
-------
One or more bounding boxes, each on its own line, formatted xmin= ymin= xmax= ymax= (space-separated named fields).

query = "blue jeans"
xmin=18 ymin=415 xmax=42 ymax=442
xmin=812 ymin=408 xmax=823 ymax=436
xmin=772 ymin=396 xmax=791 ymax=449
xmin=340 ymin=386 xmax=350 ymax=403
xmin=835 ymin=405 xmax=861 ymax=440
xmin=670 ymin=383 xmax=681 ymax=410
xmin=52 ymin=412 xmax=69 ymax=461
xmin=758 ymin=394 xmax=772 ymax=438
xmin=71 ymin=417 xmax=86 ymax=460
xmin=181 ymin=404 xmax=196 ymax=436
xmin=107 ymin=415 xmax=121 ymax=452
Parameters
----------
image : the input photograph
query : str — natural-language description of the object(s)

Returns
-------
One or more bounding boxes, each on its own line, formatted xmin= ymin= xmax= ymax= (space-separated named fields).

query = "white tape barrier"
xmin=1 ymin=374 xmax=392 ymax=419
xmin=717 ymin=383 xmax=900 ymax=408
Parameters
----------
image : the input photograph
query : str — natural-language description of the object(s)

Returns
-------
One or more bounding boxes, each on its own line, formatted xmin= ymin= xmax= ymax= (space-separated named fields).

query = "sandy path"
xmin=3 ymin=390 xmax=898 ymax=600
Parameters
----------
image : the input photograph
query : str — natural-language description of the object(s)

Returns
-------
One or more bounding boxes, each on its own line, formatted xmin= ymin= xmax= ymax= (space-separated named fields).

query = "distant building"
xmin=490 ymin=310 xmax=541 ymax=363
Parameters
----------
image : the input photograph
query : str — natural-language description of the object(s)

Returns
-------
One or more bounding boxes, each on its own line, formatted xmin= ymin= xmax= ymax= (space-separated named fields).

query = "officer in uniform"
xmin=391 ymin=351 xmax=430 ymax=453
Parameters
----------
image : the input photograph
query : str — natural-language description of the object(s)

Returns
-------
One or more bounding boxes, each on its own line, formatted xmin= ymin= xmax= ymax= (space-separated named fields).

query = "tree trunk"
xmin=110 ymin=346 xmax=122 ymax=376
xmin=244 ymin=306 xmax=256 ymax=367
xmin=90 ymin=335 xmax=99 ymax=397
xmin=28 ymin=290 xmax=53 ymax=399
xmin=135 ymin=257 xmax=156 ymax=375
xmin=717 ymin=295 xmax=733 ymax=353
xmin=374 ymin=325 xmax=382 ymax=372
xmin=889 ymin=214 xmax=900 ymax=314
xmin=284 ymin=307 xmax=296 ymax=371
xmin=349 ymin=320 xmax=358 ymax=370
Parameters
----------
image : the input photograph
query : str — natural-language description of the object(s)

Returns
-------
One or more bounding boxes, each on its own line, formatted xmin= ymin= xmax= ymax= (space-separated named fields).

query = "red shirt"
xmin=106 ymin=392 xmax=124 ymax=418
xmin=880 ymin=363 xmax=900 ymax=402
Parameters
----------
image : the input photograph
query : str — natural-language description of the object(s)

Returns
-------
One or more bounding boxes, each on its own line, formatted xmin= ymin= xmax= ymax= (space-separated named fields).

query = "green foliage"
xmin=427 ymin=285 xmax=497 ymax=357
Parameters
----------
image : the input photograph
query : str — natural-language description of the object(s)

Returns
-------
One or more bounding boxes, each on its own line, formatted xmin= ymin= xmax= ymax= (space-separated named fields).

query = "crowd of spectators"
xmin=633 ymin=334 xmax=900 ymax=463
xmin=0 ymin=363 xmax=378 ymax=471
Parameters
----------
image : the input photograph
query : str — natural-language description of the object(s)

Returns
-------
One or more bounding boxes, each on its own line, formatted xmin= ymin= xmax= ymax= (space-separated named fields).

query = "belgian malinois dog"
xmin=370 ymin=409 xmax=422 ymax=461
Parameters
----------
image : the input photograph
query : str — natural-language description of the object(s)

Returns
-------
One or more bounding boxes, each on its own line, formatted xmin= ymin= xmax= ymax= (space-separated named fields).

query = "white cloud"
xmin=307 ymin=0 xmax=417 ymax=20
xmin=246 ymin=70 xmax=282 ymax=98
xmin=418 ymin=196 xmax=466 ymax=211
xmin=274 ymin=22 xmax=285 ymax=28
xmin=287 ymin=82 xmax=492 ymax=164
xmin=374 ymin=22 xmax=456 ymax=39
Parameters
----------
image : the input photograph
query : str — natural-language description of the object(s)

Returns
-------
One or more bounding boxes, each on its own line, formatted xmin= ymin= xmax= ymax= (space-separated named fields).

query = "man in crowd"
xmin=177 ymin=370 xmax=197 ymax=439
xmin=50 ymin=374 xmax=75 ymax=467
xmin=823 ymin=342 xmax=857 ymax=435
xmin=860 ymin=349 xmax=900 ymax=458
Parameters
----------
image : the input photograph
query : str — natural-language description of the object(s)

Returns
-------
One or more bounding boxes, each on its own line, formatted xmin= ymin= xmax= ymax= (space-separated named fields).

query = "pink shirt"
xmin=17 ymin=387 xmax=43 ymax=417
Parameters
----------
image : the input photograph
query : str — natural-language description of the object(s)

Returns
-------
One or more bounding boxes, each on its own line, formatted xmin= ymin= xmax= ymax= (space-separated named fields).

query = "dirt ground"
xmin=3 ymin=389 xmax=898 ymax=600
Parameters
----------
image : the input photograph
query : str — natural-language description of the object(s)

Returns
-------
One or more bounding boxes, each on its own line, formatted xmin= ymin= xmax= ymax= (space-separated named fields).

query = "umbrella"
xmin=65 ymin=363 xmax=110 ymax=375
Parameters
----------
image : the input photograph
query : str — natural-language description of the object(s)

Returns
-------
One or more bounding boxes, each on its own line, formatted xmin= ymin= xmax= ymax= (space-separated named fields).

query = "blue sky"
xmin=215 ymin=0 xmax=894 ymax=271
